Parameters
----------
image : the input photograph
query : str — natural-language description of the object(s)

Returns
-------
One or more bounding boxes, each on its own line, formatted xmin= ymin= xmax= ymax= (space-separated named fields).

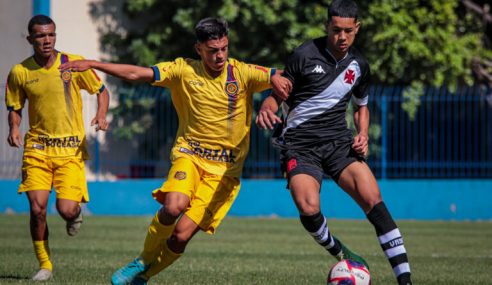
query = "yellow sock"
xmin=139 ymin=212 xmax=175 ymax=264
xmin=144 ymin=241 xmax=182 ymax=278
xmin=33 ymin=240 xmax=52 ymax=271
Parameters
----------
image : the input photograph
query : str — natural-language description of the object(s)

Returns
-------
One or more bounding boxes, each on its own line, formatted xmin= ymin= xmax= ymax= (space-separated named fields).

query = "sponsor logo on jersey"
xmin=188 ymin=80 xmax=204 ymax=86
xmin=174 ymin=171 xmax=187 ymax=180
xmin=25 ymin=78 xmax=40 ymax=85
xmin=37 ymin=135 xmax=82 ymax=148
xmin=344 ymin=69 xmax=355 ymax=84
xmin=311 ymin=65 xmax=326 ymax=74
xmin=180 ymin=140 xmax=237 ymax=163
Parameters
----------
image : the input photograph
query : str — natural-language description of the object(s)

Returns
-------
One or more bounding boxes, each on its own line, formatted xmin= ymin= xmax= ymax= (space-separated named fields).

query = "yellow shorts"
xmin=152 ymin=157 xmax=241 ymax=234
xmin=19 ymin=153 xmax=89 ymax=203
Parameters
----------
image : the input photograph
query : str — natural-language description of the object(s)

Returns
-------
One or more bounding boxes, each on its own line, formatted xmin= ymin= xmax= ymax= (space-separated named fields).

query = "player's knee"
xmin=362 ymin=196 xmax=383 ymax=212
xmin=30 ymin=204 xmax=47 ymax=221
xmin=296 ymin=200 xmax=320 ymax=216
xmin=57 ymin=204 xmax=79 ymax=220
xmin=298 ymin=205 xmax=320 ymax=216
xmin=161 ymin=205 xmax=185 ymax=221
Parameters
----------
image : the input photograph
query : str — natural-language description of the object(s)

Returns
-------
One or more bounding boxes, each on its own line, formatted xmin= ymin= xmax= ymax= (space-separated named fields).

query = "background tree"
xmin=90 ymin=0 xmax=491 ymax=131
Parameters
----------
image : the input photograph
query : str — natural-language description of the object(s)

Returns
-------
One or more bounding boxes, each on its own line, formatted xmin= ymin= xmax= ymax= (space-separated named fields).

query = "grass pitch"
xmin=0 ymin=215 xmax=491 ymax=284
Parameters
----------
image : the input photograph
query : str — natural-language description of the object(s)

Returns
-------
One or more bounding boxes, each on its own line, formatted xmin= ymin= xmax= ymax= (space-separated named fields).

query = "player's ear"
xmin=194 ymin=43 xmax=201 ymax=56
xmin=26 ymin=34 xmax=33 ymax=45
xmin=355 ymin=20 xmax=361 ymax=34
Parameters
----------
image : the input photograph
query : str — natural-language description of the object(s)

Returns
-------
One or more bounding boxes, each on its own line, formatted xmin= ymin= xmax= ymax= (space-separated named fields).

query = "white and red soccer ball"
xmin=327 ymin=259 xmax=371 ymax=285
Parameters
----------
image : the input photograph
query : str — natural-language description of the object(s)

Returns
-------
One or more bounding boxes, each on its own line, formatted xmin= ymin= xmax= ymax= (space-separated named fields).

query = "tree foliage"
xmin=91 ymin=0 xmax=490 ymax=124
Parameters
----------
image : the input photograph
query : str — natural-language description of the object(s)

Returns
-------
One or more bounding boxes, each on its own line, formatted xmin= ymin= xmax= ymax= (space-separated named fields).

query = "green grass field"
xmin=0 ymin=215 xmax=491 ymax=285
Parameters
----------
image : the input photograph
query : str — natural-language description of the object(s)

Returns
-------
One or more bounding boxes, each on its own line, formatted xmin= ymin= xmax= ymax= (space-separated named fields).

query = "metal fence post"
xmin=381 ymin=91 xmax=388 ymax=179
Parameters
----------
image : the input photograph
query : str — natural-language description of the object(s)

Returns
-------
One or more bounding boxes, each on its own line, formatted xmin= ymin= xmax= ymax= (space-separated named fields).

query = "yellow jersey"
xmin=151 ymin=57 xmax=273 ymax=177
xmin=5 ymin=52 xmax=105 ymax=159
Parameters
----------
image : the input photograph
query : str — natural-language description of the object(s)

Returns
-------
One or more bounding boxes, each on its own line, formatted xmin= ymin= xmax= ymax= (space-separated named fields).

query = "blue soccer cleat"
xmin=111 ymin=258 xmax=148 ymax=285
xmin=130 ymin=275 xmax=148 ymax=285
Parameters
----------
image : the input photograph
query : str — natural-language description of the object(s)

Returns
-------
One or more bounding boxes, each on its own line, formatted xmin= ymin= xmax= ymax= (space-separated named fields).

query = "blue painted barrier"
xmin=1 ymin=179 xmax=491 ymax=220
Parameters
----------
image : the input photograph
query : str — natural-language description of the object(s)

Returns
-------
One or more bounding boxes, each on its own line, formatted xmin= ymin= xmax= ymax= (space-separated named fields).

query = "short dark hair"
xmin=194 ymin=18 xmax=229 ymax=43
xmin=28 ymin=15 xmax=55 ymax=34
xmin=328 ymin=0 xmax=359 ymax=21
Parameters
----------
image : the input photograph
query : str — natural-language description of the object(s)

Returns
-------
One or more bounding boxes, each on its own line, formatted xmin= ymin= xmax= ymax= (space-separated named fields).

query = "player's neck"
xmin=203 ymin=64 xmax=222 ymax=78
xmin=33 ymin=51 xmax=58 ymax=69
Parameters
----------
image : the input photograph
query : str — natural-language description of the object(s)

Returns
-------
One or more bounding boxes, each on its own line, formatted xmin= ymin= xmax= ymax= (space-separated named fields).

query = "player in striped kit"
xmin=256 ymin=1 xmax=412 ymax=284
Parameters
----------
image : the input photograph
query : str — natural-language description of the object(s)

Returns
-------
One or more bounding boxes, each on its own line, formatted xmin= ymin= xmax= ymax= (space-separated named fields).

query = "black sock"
xmin=367 ymin=202 xmax=411 ymax=284
xmin=300 ymin=212 xmax=341 ymax=256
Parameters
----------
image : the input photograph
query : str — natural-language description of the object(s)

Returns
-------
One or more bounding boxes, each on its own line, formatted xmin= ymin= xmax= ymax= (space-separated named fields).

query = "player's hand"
xmin=91 ymin=115 xmax=109 ymax=131
xmin=59 ymin=60 xmax=93 ymax=72
xmin=271 ymin=74 xmax=292 ymax=101
xmin=256 ymin=108 xmax=281 ymax=130
xmin=7 ymin=127 xmax=23 ymax=148
xmin=352 ymin=134 xmax=368 ymax=157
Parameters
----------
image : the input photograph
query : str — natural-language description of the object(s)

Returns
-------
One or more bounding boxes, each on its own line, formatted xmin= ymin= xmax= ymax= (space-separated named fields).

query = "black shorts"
xmin=280 ymin=138 xmax=365 ymax=186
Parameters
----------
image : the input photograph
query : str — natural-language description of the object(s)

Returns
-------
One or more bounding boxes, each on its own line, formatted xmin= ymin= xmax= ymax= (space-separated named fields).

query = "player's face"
xmin=27 ymin=23 xmax=57 ymax=58
xmin=325 ymin=16 xmax=360 ymax=60
xmin=195 ymin=36 xmax=229 ymax=77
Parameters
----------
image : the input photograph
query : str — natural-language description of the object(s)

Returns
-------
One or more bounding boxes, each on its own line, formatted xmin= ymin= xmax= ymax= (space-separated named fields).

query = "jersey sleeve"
xmin=282 ymin=50 xmax=303 ymax=85
xmin=352 ymin=63 xmax=371 ymax=106
xmin=5 ymin=66 xmax=26 ymax=111
xmin=150 ymin=58 xmax=184 ymax=88
xmin=243 ymin=63 xmax=274 ymax=93
xmin=77 ymin=69 xmax=105 ymax=95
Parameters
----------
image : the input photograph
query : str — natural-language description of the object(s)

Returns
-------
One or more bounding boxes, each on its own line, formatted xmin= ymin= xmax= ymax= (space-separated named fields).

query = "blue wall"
xmin=1 ymin=179 xmax=491 ymax=220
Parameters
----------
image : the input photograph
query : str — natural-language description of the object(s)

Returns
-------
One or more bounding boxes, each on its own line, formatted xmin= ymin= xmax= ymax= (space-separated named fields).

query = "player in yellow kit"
xmin=5 ymin=15 xmax=110 ymax=281
xmin=60 ymin=17 xmax=291 ymax=285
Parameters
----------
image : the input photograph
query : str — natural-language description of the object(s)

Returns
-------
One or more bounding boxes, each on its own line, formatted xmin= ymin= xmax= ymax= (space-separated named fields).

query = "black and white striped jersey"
xmin=273 ymin=36 xmax=371 ymax=149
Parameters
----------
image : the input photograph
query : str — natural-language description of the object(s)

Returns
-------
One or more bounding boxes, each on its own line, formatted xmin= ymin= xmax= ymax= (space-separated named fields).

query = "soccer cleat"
xmin=333 ymin=236 xmax=370 ymax=269
xmin=32 ymin=268 xmax=52 ymax=281
xmin=66 ymin=211 xmax=83 ymax=236
xmin=111 ymin=258 xmax=148 ymax=285
xmin=130 ymin=275 xmax=148 ymax=285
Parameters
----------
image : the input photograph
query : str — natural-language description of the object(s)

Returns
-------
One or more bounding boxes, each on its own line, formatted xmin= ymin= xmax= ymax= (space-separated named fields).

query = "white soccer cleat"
xmin=66 ymin=211 xmax=83 ymax=236
xmin=32 ymin=268 xmax=52 ymax=281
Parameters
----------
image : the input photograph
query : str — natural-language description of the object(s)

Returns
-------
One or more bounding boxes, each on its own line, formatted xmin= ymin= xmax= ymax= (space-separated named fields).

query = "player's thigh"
xmin=289 ymin=174 xmax=322 ymax=215
xmin=185 ymin=174 xmax=241 ymax=234
xmin=52 ymin=157 xmax=89 ymax=203
xmin=337 ymin=161 xmax=381 ymax=212
xmin=19 ymin=154 xmax=53 ymax=193
xmin=153 ymin=158 xmax=200 ymax=209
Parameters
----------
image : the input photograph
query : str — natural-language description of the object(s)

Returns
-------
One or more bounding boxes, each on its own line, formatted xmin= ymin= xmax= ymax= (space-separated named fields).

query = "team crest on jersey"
xmin=61 ymin=70 xmax=72 ymax=83
xmin=344 ymin=69 xmax=355 ymax=85
xmin=174 ymin=171 xmax=187 ymax=180
xmin=225 ymin=81 xmax=239 ymax=96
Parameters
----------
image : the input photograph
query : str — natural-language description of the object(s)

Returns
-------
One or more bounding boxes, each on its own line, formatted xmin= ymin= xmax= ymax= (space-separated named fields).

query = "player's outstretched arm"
xmin=7 ymin=110 xmax=23 ymax=148
xmin=59 ymin=60 xmax=154 ymax=83
xmin=91 ymin=88 xmax=110 ymax=131
xmin=256 ymin=95 xmax=281 ymax=130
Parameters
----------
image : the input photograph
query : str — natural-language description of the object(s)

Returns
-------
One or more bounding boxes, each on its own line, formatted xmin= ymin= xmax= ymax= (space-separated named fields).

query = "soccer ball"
xmin=327 ymin=259 xmax=371 ymax=285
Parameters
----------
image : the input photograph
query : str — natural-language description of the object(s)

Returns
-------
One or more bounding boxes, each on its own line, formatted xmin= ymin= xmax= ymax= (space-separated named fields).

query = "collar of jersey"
xmin=30 ymin=51 xmax=61 ymax=73
xmin=200 ymin=60 xmax=229 ymax=82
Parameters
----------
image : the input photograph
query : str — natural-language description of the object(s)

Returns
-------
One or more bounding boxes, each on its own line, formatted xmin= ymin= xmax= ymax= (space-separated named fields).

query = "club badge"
xmin=61 ymin=70 xmax=72 ymax=83
xmin=174 ymin=171 xmax=187 ymax=180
